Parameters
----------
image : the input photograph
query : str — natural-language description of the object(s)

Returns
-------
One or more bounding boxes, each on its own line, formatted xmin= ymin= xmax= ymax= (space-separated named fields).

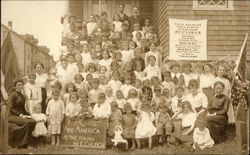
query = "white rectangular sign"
xmin=169 ymin=18 xmax=207 ymax=61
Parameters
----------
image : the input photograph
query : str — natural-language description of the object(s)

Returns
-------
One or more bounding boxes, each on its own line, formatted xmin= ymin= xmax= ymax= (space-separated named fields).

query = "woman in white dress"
xmin=34 ymin=63 xmax=49 ymax=113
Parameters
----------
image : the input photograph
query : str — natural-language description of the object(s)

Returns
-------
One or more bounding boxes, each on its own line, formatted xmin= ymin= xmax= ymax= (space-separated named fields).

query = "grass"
xmin=8 ymin=125 xmax=241 ymax=154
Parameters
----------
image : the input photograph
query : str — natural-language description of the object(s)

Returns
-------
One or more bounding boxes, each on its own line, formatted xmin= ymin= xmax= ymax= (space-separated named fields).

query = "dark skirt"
xmin=204 ymin=115 xmax=228 ymax=143
xmin=8 ymin=115 xmax=36 ymax=147
xmin=41 ymin=88 xmax=47 ymax=113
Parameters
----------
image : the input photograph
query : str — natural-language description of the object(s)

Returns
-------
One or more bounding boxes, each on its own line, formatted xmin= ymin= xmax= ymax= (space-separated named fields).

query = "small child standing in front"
xmin=108 ymin=101 xmax=122 ymax=137
xmin=122 ymin=103 xmax=137 ymax=151
xmin=46 ymin=91 xmax=65 ymax=145
xmin=155 ymin=104 xmax=172 ymax=145
xmin=135 ymin=103 xmax=157 ymax=150
xmin=31 ymin=104 xmax=48 ymax=138
xmin=193 ymin=120 xmax=214 ymax=150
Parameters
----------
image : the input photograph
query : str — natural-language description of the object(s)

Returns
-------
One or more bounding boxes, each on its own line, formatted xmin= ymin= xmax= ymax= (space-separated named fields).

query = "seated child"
xmin=171 ymin=86 xmax=186 ymax=116
xmin=31 ymin=104 xmax=48 ymax=137
xmin=122 ymin=103 xmax=137 ymax=150
xmin=155 ymin=104 xmax=172 ymax=144
xmin=65 ymin=93 xmax=82 ymax=119
xmin=92 ymin=93 xmax=111 ymax=119
xmin=193 ymin=120 xmax=214 ymax=150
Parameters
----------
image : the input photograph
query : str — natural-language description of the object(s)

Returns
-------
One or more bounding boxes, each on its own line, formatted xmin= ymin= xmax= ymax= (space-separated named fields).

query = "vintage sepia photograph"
xmin=0 ymin=0 xmax=249 ymax=154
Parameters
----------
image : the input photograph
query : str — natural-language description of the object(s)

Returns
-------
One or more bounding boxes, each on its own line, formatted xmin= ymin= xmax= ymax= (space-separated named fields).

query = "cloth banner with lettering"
xmin=169 ymin=18 xmax=207 ymax=61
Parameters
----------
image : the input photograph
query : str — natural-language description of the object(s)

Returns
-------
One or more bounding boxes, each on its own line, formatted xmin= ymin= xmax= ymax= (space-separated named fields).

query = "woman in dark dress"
xmin=8 ymin=79 xmax=36 ymax=148
xmin=204 ymin=81 xmax=229 ymax=144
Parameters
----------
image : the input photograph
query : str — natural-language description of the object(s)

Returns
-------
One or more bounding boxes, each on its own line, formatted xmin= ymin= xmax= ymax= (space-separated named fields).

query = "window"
xmin=193 ymin=0 xmax=233 ymax=10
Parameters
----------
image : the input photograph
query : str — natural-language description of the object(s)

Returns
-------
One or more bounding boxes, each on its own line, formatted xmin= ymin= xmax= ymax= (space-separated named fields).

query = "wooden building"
xmin=68 ymin=0 xmax=250 ymax=75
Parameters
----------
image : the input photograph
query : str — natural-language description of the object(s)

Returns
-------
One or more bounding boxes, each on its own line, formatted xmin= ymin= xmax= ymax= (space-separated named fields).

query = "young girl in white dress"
xmin=182 ymin=62 xmax=195 ymax=95
xmin=135 ymin=103 xmax=157 ymax=150
xmin=193 ymin=120 xmax=214 ymax=150
xmin=46 ymin=91 xmax=65 ymax=145
xmin=108 ymin=71 xmax=122 ymax=96
xmin=144 ymin=43 xmax=161 ymax=67
xmin=31 ymin=104 xmax=48 ymax=137
xmin=98 ymin=50 xmax=113 ymax=72
xmin=144 ymin=55 xmax=161 ymax=81
xmin=134 ymin=61 xmax=145 ymax=81
xmin=65 ymin=93 xmax=82 ymax=119
xmin=63 ymin=83 xmax=77 ymax=105
xmin=127 ymin=88 xmax=141 ymax=115
xmin=120 ymin=75 xmax=135 ymax=99
xmin=116 ymin=90 xmax=126 ymax=113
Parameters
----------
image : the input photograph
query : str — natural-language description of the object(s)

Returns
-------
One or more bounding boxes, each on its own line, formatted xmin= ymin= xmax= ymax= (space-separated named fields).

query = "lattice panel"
xmin=197 ymin=0 xmax=228 ymax=7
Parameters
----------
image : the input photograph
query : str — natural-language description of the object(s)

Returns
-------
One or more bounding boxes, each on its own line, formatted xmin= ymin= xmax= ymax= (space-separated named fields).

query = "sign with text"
xmin=169 ymin=18 xmax=207 ymax=61
xmin=61 ymin=118 xmax=107 ymax=149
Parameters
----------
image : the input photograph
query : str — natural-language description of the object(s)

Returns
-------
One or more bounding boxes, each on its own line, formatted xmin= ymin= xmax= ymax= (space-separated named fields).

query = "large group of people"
xmin=8 ymin=4 xmax=234 ymax=151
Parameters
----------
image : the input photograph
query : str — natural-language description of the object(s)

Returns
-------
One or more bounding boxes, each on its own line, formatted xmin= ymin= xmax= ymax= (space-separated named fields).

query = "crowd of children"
xmin=21 ymin=5 xmax=234 ymax=151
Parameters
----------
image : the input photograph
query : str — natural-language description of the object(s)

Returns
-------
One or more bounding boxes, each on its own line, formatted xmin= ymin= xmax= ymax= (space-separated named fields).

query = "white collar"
xmin=171 ymin=72 xmax=181 ymax=78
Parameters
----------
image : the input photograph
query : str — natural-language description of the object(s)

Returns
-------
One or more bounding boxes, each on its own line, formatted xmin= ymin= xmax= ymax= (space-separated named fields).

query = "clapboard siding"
xmin=152 ymin=0 xmax=250 ymax=61
xmin=68 ymin=0 xmax=83 ymax=18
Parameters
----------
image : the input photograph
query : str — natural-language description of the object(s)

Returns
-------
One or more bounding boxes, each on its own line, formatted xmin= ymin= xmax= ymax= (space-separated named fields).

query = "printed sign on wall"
xmin=169 ymin=18 xmax=207 ymax=61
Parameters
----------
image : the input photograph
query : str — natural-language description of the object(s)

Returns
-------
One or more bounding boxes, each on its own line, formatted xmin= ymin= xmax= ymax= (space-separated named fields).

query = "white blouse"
xmin=186 ymin=92 xmax=208 ymax=112
xmin=35 ymin=73 xmax=48 ymax=88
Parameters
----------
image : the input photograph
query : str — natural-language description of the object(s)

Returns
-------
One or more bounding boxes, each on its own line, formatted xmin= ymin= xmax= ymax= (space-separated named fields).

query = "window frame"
xmin=192 ymin=0 xmax=234 ymax=10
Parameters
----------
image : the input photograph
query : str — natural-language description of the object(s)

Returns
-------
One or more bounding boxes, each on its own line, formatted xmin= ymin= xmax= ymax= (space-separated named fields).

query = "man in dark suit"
xmin=118 ymin=4 xmax=129 ymax=23
xmin=128 ymin=6 xmax=144 ymax=32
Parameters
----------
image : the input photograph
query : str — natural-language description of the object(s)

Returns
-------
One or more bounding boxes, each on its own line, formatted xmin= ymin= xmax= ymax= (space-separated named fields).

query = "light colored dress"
xmin=65 ymin=102 xmax=82 ymax=117
xmin=121 ymin=50 xmax=133 ymax=63
xmin=144 ymin=65 xmax=162 ymax=81
xmin=112 ymin=21 xmax=122 ymax=32
xmin=108 ymin=80 xmax=122 ymax=96
xmin=24 ymin=82 xmax=42 ymax=114
xmin=186 ymin=92 xmax=208 ymax=113
xmin=127 ymin=98 xmax=141 ymax=111
xmin=31 ymin=113 xmax=48 ymax=137
xmin=46 ymin=99 xmax=65 ymax=134
xmin=120 ymin=84 xmax=135 ymax=99
xmin=92 ymin=102 xmax=111 ymax=119
xmin=193 ymin=127 xmax=214 ymax=150
xmin=135 ymin=111 xmax=157 ymax=138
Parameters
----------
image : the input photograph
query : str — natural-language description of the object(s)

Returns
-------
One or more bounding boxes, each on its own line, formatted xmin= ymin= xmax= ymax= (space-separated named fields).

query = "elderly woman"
xmin=8 ymin=79 xmax=36 ymax=149
xmin=204 ymin=81 xmax=229 ymax=144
